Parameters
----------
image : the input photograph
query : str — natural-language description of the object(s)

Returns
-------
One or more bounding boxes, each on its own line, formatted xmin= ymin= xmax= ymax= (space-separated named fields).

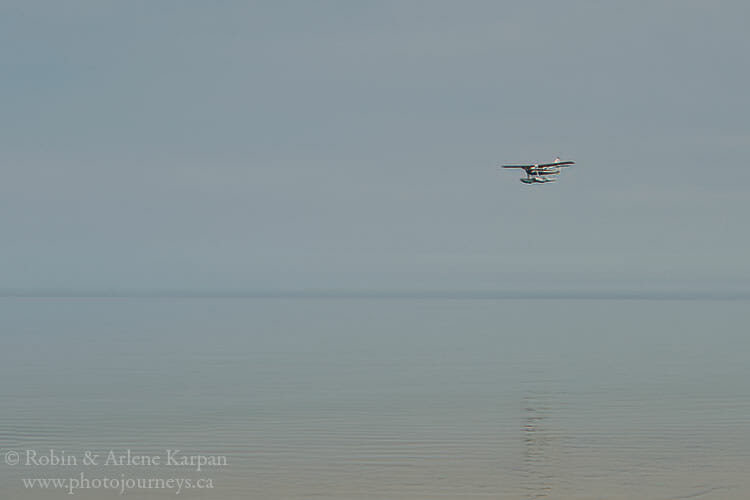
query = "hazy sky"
xmin=2 ymin=1 xmax=749 ymax=293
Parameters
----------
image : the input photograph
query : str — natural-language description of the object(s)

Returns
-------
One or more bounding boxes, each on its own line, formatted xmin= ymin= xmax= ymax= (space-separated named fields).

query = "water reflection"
xmin=521 ymin=393 xmax=559 ymax=499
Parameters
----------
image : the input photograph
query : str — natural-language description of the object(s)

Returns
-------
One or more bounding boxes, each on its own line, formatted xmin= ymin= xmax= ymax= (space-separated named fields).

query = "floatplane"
xmin=500 ymin=157 xmax=575 ymax=184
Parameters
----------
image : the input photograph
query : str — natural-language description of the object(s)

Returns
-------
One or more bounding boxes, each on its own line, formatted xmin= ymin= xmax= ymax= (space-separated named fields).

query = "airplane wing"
xmin=501 ymin=164 xmax=534 ymax=169
xmin=538 ymin=161 xmax=575 ymax=168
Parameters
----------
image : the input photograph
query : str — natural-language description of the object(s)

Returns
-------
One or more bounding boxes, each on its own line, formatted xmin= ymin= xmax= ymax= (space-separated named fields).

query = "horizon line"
xmin=2 ymin=288 xmax=749 ymax=301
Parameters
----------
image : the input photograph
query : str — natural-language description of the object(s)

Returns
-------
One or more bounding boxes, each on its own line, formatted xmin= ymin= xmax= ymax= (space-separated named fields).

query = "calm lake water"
xmin=1 ymin=297 xmax=749 ymax=499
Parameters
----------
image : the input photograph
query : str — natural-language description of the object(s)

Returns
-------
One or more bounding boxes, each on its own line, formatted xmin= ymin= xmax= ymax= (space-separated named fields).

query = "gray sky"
xmin=2 ymin=1 xmax=749 ymax=293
